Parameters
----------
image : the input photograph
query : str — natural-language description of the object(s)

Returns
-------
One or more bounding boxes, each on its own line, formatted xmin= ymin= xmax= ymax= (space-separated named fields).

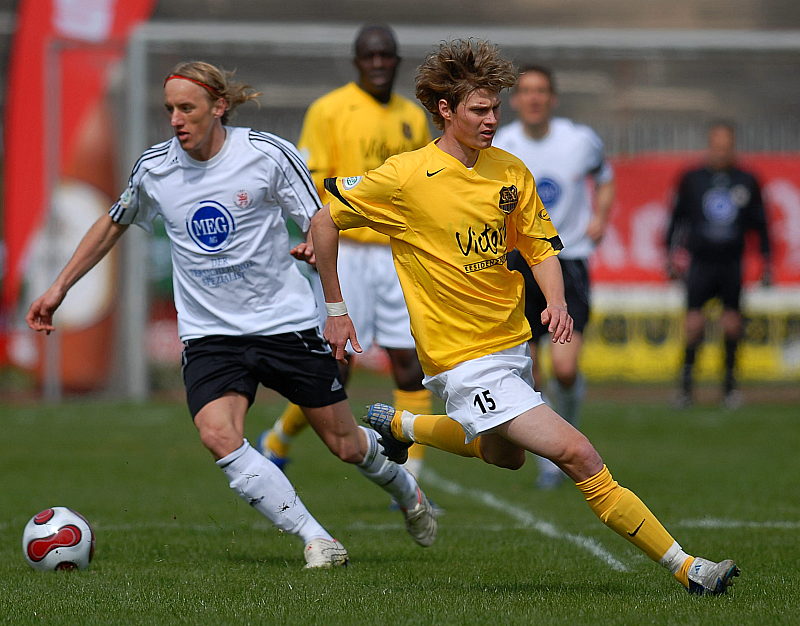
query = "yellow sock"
xmin=576 ymin=465 xmax=679 ymax=563
xmin=391 ymin=411 xmax=483 ymax=461
xmin=393 ymin=389 xmax=433 ymax=463
xmin=674 ymin=556 xmax=694 ymax=588
xmin=265 ymin=403 xmax=308 ymax=457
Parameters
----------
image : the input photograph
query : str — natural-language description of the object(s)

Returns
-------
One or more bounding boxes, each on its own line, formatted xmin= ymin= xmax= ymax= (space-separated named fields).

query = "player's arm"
xmin=665 ymin=173 xmax=691 ymax=279
xmin=310 ymin=204 xmax=362 ymax=361
xmin=586 ymin=178 xmax=615 ymax=244
xmin=529 ymin=255 xmax=573 ymax=344
xmin=26 ymin=214 xmax=128 ymax=334
xmin=747 ymin=178 xmax=773 ymax=286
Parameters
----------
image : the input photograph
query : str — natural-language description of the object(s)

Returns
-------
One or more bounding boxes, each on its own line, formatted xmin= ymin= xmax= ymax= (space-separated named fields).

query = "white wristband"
xmin=325 ymin=301 xmax=348 ymax=316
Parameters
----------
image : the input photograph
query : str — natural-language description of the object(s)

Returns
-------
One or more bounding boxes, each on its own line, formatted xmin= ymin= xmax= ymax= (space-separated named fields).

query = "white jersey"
xmin=494 ymin=117 xmax=613 ymax=260
xmin=109 ymin=127 xmax=322 ymax=340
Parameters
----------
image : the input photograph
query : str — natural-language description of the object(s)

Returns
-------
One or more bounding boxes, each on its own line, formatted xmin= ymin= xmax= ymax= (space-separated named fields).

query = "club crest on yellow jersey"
xmin=499 ymin=185 xmax=518 ymax=214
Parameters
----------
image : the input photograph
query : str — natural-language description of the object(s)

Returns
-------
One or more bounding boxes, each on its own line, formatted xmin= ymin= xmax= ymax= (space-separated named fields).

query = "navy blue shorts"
xmin=181 ymin=329 xmax=347 ymax=418
xmin=507 ymin=251 xmax=591 ymax=342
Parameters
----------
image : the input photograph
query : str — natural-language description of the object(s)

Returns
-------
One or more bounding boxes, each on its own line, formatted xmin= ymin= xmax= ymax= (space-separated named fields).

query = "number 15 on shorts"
xmin=473 ymin=389 xmax=496 ymax=413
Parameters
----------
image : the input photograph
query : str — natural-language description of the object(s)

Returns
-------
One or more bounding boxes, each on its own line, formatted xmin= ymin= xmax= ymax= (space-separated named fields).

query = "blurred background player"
xmin=665 ymin=121 xmax=772 ymax=409
xmin=494 ymin=65 xmax=615 ymax=489
xmin=26 ymin=61 xmax=437 ymax=567
xmin=313 ymin=38 xmax=739 ymax=596
xmin=259 ymin=24 xmax=434 ymax=480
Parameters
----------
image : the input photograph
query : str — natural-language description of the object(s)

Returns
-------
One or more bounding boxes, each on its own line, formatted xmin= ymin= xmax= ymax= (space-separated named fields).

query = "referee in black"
xmin=666 ymin=120 xmax=772 ymax=408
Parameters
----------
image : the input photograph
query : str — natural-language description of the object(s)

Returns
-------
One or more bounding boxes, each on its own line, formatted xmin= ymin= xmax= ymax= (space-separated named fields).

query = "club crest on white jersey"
xmin=186 ymin=200 xmax=235 ymax=252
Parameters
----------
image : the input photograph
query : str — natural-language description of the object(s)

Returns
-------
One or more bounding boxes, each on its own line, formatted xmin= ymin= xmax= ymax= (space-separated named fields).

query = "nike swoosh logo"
xmin=426 ymin=168 xmax=445 ymax=177
xmin=627 ymin=519 xmax=646 ymax=537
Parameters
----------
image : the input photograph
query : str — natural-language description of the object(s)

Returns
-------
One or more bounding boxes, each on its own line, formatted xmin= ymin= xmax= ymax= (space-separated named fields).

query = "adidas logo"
xmin=331 ymin=378 xmax=343 ymax=392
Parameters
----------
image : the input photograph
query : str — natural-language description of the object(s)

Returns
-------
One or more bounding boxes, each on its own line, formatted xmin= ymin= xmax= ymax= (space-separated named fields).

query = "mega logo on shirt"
xmin=536 ymin=177 xmax=561 ymax=209
xmin=186 ymin=201 xmax=236 ymax=252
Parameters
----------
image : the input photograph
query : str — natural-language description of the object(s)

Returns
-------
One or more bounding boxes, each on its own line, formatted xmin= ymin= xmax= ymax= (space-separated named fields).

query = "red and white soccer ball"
xmin=22 ymin=507 xmax=95 ymax=571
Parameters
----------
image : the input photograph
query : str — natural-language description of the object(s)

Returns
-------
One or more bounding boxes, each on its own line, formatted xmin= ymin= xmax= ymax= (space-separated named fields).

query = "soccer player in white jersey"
xmin=494 ymin=65 xmax=615 ymax=489
xmin=26 ymin=61 xmax=436 ymax=568
xmin=311 ymin=39 xmax=739 ymax=595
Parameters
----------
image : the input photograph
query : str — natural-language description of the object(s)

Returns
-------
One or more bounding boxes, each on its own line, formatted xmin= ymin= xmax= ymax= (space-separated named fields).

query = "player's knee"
xmin=561 ymin=436 xmax=602 ymax=476
xmin=197 ymin=423 xmax=238 ymax=459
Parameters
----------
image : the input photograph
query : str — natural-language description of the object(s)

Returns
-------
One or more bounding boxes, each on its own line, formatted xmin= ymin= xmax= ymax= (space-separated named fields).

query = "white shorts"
xmin=422 ymin=343 xmax=544 ymax=442
xmin=311 ymin=239 xmax=414 ymax=351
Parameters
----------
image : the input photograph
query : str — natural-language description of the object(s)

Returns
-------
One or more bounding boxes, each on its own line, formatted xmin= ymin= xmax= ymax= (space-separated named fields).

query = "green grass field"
xmin=1 ymin=372 xmax=798 ymax=625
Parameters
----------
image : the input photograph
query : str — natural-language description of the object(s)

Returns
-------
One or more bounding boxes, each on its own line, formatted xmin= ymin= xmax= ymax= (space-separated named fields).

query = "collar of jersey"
xmin=181 ymin=126 xmax=232 ymax=168
xmin=430 ymin=139 xmax=484 ymax=176
xmin=347 ymin=82 xmax=397 ymax=110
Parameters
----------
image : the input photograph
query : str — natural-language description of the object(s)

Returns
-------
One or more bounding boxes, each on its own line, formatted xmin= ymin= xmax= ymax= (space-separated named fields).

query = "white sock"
xmin=357 ymin=427 xmax=419 ymax=510
xmin=659 ymin=540 xmax=691 ymax=574
xmin=216 ymin=439 xmax=332 ymax=544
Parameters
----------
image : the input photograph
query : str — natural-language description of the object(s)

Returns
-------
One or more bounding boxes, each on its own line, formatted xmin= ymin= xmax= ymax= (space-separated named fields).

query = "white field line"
xmin=675 ymin=518 xmax=800 ymax=530
xmin=423 ymin=468 xmax=630 ymax=572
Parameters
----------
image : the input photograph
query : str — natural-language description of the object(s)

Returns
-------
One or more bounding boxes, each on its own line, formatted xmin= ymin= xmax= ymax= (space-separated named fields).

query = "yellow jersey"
xmin=326 ymin=141 xmax=563 ymax=375
xmin=298 ymin=82 xmax=431 ymax=244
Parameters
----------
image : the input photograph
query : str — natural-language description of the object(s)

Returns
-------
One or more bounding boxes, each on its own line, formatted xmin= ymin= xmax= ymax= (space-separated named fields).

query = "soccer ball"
xmin=22 ymin=507 xmax=95 ymax=571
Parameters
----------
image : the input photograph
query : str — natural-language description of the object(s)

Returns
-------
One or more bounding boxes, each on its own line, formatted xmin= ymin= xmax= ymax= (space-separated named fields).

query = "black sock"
xmin=724 ymin=338 xmax=738 ymax=393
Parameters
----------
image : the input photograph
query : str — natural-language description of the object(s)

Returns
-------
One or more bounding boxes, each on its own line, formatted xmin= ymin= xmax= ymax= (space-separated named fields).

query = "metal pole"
xmin=116 ymin=26 xmax=150 ymax=400
xmin=42 ymin=37 xmax=62 ymax=402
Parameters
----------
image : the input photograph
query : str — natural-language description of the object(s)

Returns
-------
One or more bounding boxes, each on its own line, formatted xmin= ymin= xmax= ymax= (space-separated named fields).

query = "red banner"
xmin=1 ymin=0 xmax=156 ymax=362
xmin=594 ymin=153 xmax=800 ymax=285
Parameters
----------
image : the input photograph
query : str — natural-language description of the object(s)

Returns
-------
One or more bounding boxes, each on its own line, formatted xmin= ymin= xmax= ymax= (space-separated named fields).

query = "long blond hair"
xmin=164 ymin=61 xmax=261 ymax=124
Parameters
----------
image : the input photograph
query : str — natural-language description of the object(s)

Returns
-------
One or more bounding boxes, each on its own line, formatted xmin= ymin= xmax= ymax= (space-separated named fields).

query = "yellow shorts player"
xmin=310 ymin=38 xmax=739 ymax=595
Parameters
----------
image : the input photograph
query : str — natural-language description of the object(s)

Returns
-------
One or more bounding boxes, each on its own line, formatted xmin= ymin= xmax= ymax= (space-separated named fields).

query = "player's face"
xmin=164 ymin=79 xmax=226 ymax=161
xmin=354 ymin=31 xmax=399 ymax=98
xmin=707 ymin=126 xmax=736 ymax=170
xmin=444 ymin=89 xmax=502 ymax=151
xmin=511 ymin=71 xmax=556 ymax=127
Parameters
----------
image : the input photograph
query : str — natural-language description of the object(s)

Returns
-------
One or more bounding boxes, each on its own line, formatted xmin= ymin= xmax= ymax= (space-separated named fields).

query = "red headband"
xmin=164 ymin=74 xmax=222 ymax=99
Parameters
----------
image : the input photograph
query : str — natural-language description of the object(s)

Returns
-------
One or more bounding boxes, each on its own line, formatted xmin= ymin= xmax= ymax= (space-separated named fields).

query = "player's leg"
xmin=303 ymin=400 xmax=437 ymax=546
xmin=495 ymin=402 xmax=738 ymax=594
xmin=678 ymin=261 xmax=710 ymax=407
xmin=184 ymin=338 xmax=346 ymax=568
xmin=547 ymin=258 xmax=590 ymax=426
xmin=261 ymin=328 xmax=436 ymax=546
xmin=720 ymin=260 xmax=744 ymax=408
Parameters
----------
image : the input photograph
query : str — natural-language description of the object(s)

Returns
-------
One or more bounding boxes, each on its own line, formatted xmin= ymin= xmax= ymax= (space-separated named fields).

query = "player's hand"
xmin=586 ymin=216 xmax=608 ymax=245
xmin=667 ymin=247 xmax=690 ymax=279
xmin=541 ymin=304 xmax=573 ymax=344
xmin=25 ymin=288 xmax=66 ymax=335
xmin=290 ymin=241 xmax=315 ymax=266
xmin=761 ymin=266 xmax=773 ymax=287
xmin=323 ymin=314 xmax=362 ymax=362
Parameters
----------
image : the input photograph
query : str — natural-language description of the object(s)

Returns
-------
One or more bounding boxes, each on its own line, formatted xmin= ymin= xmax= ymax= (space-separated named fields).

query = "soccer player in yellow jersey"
xmin=259 ymin=25 xmax=434 ymax=481
xmin=310 ymin=39 xmax=739 ymax=595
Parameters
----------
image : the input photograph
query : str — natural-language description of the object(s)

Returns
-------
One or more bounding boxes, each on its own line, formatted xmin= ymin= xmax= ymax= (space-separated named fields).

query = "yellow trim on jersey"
xmin=298 ymin=82 xmax=431 ymax=245
xmin=327 ymin=141 xmax=562 ymax=375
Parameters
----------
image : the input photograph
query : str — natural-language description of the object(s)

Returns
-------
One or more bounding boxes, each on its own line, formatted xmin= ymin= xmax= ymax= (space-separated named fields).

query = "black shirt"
xmin=665 ymin=164 xmax=771 ymax=262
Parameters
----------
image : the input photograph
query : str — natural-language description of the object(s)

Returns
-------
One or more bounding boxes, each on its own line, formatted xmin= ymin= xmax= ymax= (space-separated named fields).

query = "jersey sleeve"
xmin=263 ymin=135 xmax=322 ymax=233
xmin=512 ymin=168 xmax=563 ymax=266
xmin=297 ymin=99 xmax=334 ymax=198
xmin=324 ymin=158 xmax=407 ymax=238
xmin=584 ymin=126 xmax=614 ymax=184
xmin=108 ymin=149 xmax=163 ymax=233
